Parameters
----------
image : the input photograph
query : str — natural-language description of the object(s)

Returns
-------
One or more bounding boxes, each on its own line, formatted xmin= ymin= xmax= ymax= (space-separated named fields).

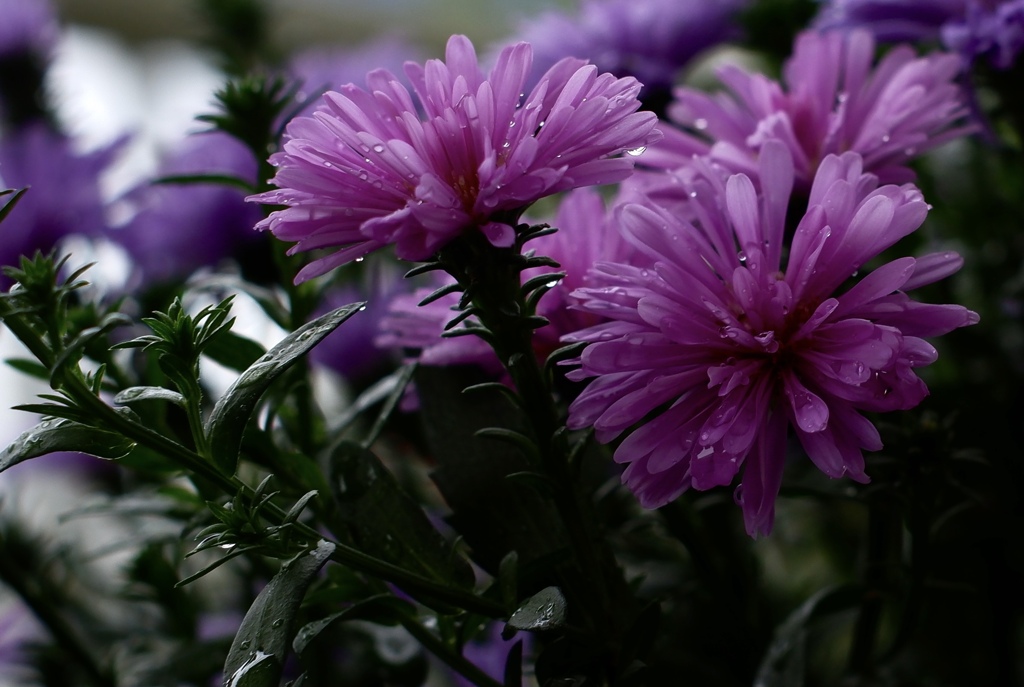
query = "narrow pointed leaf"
xmin=329 ymin=441 xmax=475 ymax=593
xmin=292 ymin=594 xmax=414 ymax=655
xmin=0 ymin=418 xmax=135 ymax=474
xmin=205 ymin=303 xmax=364 ymax=473
xmin=222 ymin=540 xmax=335 ymax=687
xmin=114 ymin=386 xmax=187 ymax=407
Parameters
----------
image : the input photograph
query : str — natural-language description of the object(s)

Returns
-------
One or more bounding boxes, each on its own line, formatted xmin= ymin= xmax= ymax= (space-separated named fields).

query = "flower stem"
xmin=439 ymin=229 xmax=630 ymax=672
xmin=847 ymin=493 xmax=901 ymax=677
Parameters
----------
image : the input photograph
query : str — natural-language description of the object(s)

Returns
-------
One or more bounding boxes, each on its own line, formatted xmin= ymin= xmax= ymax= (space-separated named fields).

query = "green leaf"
xmin=114 ymin=386 xmax=187 ymax=407
xmin=329 ymin=363 xmax=416 ymax=437
xmin=292 ymin=594 xmax=414 ymax=655
xmin=754 ymin=585 xmax=860 ymax=687
xmin=202 ymin=330 xmax=266 ymax=372
xmin=222 ymin=540 xmax=335 ymax=687
xmin=4 ymin=358 xmax=50 ymax=381
xmin=0 ymin=187 xmax=27 ymax=223
xmin=0 ymin=418 xmax=136 ymax=474
xmin=329 ymin=441 xmax=475 ymax=594
xmin=152 ymin=173 xmax=255 ymax=192
xmin=416 ymin=366 xmax=567 ymax=578
xmin=205 ymin=303 xmax=364 ymax=473
xmin=505 ymin=586 xmax=567 ymax=633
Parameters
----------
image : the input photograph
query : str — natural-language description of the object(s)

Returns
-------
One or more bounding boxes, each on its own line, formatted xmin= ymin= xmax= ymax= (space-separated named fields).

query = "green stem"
xmin=61 ymin=373 xmax=505 ymax=619
xmin=439 ymin=230 xmax=626 ymax=664
xmin=847 ymin=494 xmax=900 ymax=677
xmin=400 ymin=618 xmax=505 ymax=687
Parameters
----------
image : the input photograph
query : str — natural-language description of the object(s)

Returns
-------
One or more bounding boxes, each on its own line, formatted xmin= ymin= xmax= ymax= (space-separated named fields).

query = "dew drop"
xmin=358 ymin=171 xmax=369 ymax=181
xmin=626 ymin=146 xmax=647 ymax=156
xmin=689 ymin=191 xmax=698 ymax=198
xmin=881 ymin=133 xmax=891 ymax=143
xmin=694 ymin=118 xmax=709 ymax=130
xmin=372 ymin=144 xmax=385 ymax=153
xmin=355 ymin=257 xmax=365 ymax=263
xmin=737 ymin=251 xmax=747 ymax=263
xmin=323 ymin=161 xmax=333 ymax=167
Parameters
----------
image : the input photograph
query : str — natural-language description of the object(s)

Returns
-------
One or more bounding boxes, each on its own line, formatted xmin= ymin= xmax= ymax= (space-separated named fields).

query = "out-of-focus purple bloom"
xmin=376 ymin=187 xmax=640 ymax=371
xmin=0 ymin=124 xmax=118 ymax=284
xmin=815 ymin=0 xmax=967 ymax=43
xmin=514 ymin=0 xmax=747 ymax=102
xmin=0 ymin=604 xmax=42 ymax=680
xmin=942 ymin=0 xmax=1024 ymax=68
xmin=816 ymin=0 xmax=1024 ymax=69
xmin=0 ymin=0 xmax=60 ymax=128
xmin=109 ymin=131 xmax=263 ymax=286
xmin=287 ymin=37 xmax=423 ymax=118
xmin=0 ymin=0 xmax=59 ymax=61
xmin=309 ymin=261 xmax=409 ymax=383
xmin=250 ymin=34 xmax=659 ymax=283
xmin=651 ymin=29 xmax=974 ymax=190
xmin=564 ymin=143 xmax=978 ymax=536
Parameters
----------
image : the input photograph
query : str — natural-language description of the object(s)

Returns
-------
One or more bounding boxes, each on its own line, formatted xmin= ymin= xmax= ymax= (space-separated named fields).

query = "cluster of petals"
xmin=645 ymin=28 xmax=974 ymax=190
xmin=250 ymin=34 xmax=659 ymax=282
xmin=816 ymin=0 xmax=1024 ymax=69
xmin=377 ymin=187 xmax=639 ymax=370
xmin=515 ymin=0 xmax=747 ymax=100
xmin=814 ymin=0 xmax=969 ymax=43
xmin=0 ymin=124 xmax=119 ymax=286
xmin=564 ymin=142 xmax=978 ymax=536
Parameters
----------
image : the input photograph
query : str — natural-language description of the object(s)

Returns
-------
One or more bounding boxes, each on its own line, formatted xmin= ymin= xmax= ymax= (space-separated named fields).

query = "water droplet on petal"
xmin=737 ymin=251 xmax=747 ymax=263
xmin=694 ymin=118 xmax=709 ymax=130
xmin=372 ymin=143 xmax=385 ymax=153
xmin=626 ymin=146 xmax=646 ymax=156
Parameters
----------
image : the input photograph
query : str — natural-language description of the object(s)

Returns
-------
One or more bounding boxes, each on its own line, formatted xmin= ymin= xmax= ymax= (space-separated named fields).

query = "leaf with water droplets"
xmin=0 ymin=418 xmax=136 ymax=474
xmin=292 ymin=594 xmax=414 ymax=655
xmin=205 ymin=303 xmax=364 ymax=473
xmin=505 ymin=586 xmax=567 ymax=633
xmin=114 ymin=386 xmax=187 ymax=407
xmin=223 ymin=540 xmax=335 ymax=687
xmin=330 ymin=442 xmax=475 ymax=598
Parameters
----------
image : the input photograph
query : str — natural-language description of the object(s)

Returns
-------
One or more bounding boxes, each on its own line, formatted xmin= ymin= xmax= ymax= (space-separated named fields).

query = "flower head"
xmin=655 ymin=29 xmax=973 ymax=189
xmin=0 ymin=124 xmax=118 ymax=285
xmin=515 ymin=0 xmax=747 ymax=105
xmin=565 ymin=143 xmax=978 ymax=536
xmin=942 ymin=0 xmax=1024 ymax=69
xmin=111 ymin=131 xmax=263 ymax=286
xmin=250 ymin=34 xmax=659 ymax=282
xmin=816 ymin=0 xmax=1024 ymax=69
xmin=815 ymin=0 xmax=968 ymax=43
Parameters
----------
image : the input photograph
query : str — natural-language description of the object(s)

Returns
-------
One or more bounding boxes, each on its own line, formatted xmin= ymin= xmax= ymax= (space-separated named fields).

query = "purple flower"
xmin=0 ymin=604 xmax=42 ymax=680
xmin=513 ymin=0 xmax=747 ymax=100
xmin=308 ymin=261 xmax=409 ymax=383
xmin=564 ymin=143 xmax=978 ymax=536
xmin=376 ymin=187 xmax=641 ymax=371
xmin=815 ymin=0 xmax=968 ymax=43
xmin=942 ymin=1 xmax=1024 ymax=69
xmin=110 ymin=131 xmax=262 ymax=286
xmin=816 ymin=0 xmax=1024 ymax=69
xmin=0 ymin=0 xmax=59 ymax=61
xmin=249 ymin=34 xmax=659 ymax=282
xmin=287 ymin=36 xmax=423 ymax=117
xmin=655 ymin=29 xmax=973 ymax=189
xmin=0 ymin=124 xmax=118 ymax=284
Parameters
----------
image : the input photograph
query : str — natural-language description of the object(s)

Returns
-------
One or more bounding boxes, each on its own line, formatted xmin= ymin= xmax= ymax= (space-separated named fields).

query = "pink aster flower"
xmin=376 ymin=187 xmax=642 ymax=371
xmin=250 ymin=34 xmax=659 ymax=282
xmin=564 ymin=142 xmax=978 ymax=536
xmin=649 ymin=29 xmax=974 ymax=189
